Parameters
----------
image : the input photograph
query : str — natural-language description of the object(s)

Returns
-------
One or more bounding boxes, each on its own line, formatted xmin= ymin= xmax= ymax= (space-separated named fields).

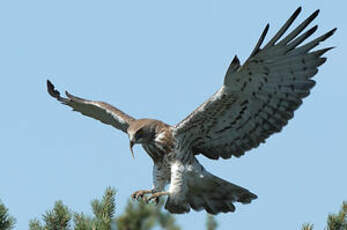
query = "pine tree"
xmin=0 ymin=200 xmax=15 ymax=230
xmin=28 ymin=187 xmax=181 ymax=230
xmin=29 ymin=200 xmax=71 ymax=230
xmin=29 ymin=188 xmax=117 ymax=230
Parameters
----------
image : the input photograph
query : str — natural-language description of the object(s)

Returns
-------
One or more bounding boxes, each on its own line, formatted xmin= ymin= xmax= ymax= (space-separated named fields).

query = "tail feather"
xmin=164 ymin=163 xmax=257 ymax=215
xmin=185 ymin=171 xmax=257 ymax=214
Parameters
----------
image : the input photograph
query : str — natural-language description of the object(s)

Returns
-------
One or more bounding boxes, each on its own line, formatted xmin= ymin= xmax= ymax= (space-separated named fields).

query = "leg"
xmin=132 ymin=163 xmax=169 ymax=203
xmin=165 ymin=161 xmax=190 ymax=213
xmin=131 ymin=189 xmax=154 ymax=200
xmin=144 ymin=191 xmax=169 ymax=204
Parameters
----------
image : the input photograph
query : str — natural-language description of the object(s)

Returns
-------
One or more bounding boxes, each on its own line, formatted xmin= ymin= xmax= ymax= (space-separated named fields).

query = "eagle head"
xmin=127 ymin=119 xmax=160 ymax=158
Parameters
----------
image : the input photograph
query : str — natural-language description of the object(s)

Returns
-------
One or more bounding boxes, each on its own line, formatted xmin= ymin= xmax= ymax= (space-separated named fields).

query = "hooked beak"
xmin=129 ymin=141 xmax=135 ymax=159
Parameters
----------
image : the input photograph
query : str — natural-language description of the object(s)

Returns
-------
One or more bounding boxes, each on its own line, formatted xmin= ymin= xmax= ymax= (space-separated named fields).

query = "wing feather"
xmin=263 ymin=7 xmax=302 ymax=48
xmin=174 ymin=8 xmax=336 ymax=159
xmin=47 ymin=80 xmax=135 ymax=133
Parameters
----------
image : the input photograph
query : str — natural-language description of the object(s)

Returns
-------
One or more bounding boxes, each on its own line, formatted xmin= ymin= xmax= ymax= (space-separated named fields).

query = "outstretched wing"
xmin=47 ymin=80 xmax=135 ymax=133
xmin=174 ymin=7 xmax=336 ymax=160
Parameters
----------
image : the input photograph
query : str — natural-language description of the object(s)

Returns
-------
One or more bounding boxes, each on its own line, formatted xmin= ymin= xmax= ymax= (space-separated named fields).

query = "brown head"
xmin=127 ymin=119 xmax=169 ymax=158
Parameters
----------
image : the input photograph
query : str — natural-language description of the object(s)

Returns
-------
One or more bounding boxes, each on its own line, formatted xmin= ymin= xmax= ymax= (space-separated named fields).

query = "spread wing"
xmin=47 ymin=80 xmax=135 ymax=133
xmin=174 ymin=7 xmax=336 ymax=160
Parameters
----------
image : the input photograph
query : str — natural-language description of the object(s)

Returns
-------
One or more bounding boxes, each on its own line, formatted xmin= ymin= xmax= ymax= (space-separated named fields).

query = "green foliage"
xmin=116 ymin=199 xmax=180 ymax=230
xmin=73 ymin=213 xmax=93 ymax=230
xmin=27 ymin=187 xmax=180 ymax=230
xmin=302 ymin=201 xmax=347 ymax=230
xmin=43 ymin=200 xmax=72 ymax=230
xmin=29 ymin=188 xmax=117 ymax=230
xmin=29 ymin=218 xmax=44 ymax=230
xmin=0 ymin=200 xmax=16 ymax=230
xmin=302 ymin=223 xmax=313 ymax=230
xmin=206 ymin=214 xmax=218 ymax=230
xmin=90 ymin=187 xmax=116 ymax=230
xmin=327 ymin=201 xmax=347 ymax=230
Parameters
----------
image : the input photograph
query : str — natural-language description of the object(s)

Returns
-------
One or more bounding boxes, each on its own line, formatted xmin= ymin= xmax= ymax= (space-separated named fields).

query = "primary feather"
xmin=174 ymin=7 xmax=336 ymax=160
xmin=47 ymin=80 xmax=135 ymax=133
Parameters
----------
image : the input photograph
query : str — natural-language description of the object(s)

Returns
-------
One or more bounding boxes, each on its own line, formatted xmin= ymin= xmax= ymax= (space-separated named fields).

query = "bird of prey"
xmin=47 ymin=7 xmax=336 ymax=214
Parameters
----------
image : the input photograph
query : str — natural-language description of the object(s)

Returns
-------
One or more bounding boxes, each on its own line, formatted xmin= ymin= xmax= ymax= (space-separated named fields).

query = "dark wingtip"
xmin=311 ymin=24 xmax=318 ymax=32
xmin=330 ymin=27 xmax=337 ymax=35
xmin=65 ymin=90 xmax=72 ymax=98
xmin=318 ymin=57 xmax=327 ymax=66
xmin=313 ymin=9 xmax=320 ymax=17
xmin=47 ymin=80 xmax=60 ymax=99
xmin=265 ymin=23 xmax=270 ymax=30
xmin=306 ymin=9 xmax=320 ymax=24
xmin=238 ymin=191 xmax=258 ymax=204
xmin=301 ymin=9 xmax=319 ymax=24
xmin=289 ymin=7 xmax=302 ymax=23
xmin=249 ymin=23 xmax=270 ymax=57
xmin=294 ymin=6 xmax=302 ymax=17
xmin=322 ymin=28 xmax=337 ymax=42
xmin=316 ymin=46 xmax=335 ymax=56
xmin=328 ymin=46 xmax=336 ymax=51
xmin=231 ymin=55 xmax=240 ymax=65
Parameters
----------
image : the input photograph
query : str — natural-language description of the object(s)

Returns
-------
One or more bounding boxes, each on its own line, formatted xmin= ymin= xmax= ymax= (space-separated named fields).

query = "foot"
xmin=131 ymin=189 xmax=153 ymax=200
xmin=144 ymin=191 xmax=169 ymax=205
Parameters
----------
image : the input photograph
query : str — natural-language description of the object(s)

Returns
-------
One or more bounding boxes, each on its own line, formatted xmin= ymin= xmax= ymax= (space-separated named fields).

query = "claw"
xmin=131 ymin=190 xmax=153 ymax=201
xmin=144 ymin=191 xmax=169 ymax=204
xmin=152 ymin=197 xmax=160 ymax=205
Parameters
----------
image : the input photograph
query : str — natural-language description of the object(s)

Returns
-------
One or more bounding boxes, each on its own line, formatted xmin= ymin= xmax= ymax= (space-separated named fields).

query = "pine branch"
xmin=302 ymin=201 xmax=347 ymax=230
xmin=90 ymin=187 xmax=116 ymax=230
xmin=29 ymin=219 xmax=44 ymax=230
xmin=116 ymin=199 xmax=180 ymax=230
xmin=42 ymin=200 xmax=72 ymax=230
xmin=29 ymin=188 xmax=117 ymax=230
xmin=73 ymin=212 xmax=94 ymax=230
xmin=0 ymin=200 xmax=16 ymax=230
xmin=327 ymin=201 xmax=347 ymax=230
xmin=302 ymin=223 xmax=313 ymax=230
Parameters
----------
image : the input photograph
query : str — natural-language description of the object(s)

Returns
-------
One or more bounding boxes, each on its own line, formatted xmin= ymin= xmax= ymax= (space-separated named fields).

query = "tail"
xmin=165 ymin=168 xmax=257 ymax=214
xmin=188 ymin=171 xmax=257 ymax=214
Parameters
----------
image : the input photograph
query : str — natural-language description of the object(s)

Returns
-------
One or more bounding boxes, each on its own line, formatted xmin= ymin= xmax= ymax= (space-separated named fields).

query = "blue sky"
xmin=0 ymin=1 xmax=346 ymax=229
